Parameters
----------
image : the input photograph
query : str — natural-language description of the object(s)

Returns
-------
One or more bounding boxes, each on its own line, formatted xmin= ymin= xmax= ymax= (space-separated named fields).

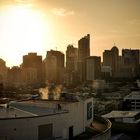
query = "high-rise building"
xmin=0 ymin=59 xmax=8 ymax=86
xmin=117 ymin=55 xmax=134 ymax=78
xmin=47 ymin=50 xmax=64 ymax=68
xmin=22 ymin=53 xmax=43 ymax=85
xmin=122 ymin=49 xmax=140 ymax=77
xmin=7 ymin=66 xmax=22 ymax=87
xmin=101 ymin=66 xmax=112 ymax=79
xmin=66 ymin=45 xmax=78 ymax=72
xmin=22 ymin=67 xmax=38 ymax=86
xmin=78 ymin=34 xmax=90 ymax=82
xmin=44 ymin=54 xmax=57 ymax=83
xmin=65 ymin=45 xmax=78 ymax=86
xmin=103 ymin=45 xmax=119 ymax=77
xmin=86 ymin=56 xmax=101 ymax=81
xmin=78 ymin=34 xmax=90 ymax=61
xmin=46 ymin=50 xmax=65 ymax=83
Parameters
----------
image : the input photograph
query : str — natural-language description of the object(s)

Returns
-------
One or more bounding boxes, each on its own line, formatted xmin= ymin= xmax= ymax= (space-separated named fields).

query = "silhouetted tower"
xmin=86 ymin=56 xmax=101 ymax=81
xmin=47 ymin=50 xmax=64 ymax=68
xmin=0 ymin=59 xmax=7 ymax=86
xmin=78 ymin=34 xmax=90 ymax=61
xmin=22 ymin=53 xmax=43 ymax=85
xmin=122 ymin=49 xmax=140 ymax=77
xmin=78 ymin=34 xmax=90 ymax=82
xmin=44 ymin=53 xmax=57 ymax=83
xmin=103 ymin=45 xmax=119 ymax=77
xmin=8 ymin=66 xmax=22 ymax=87
xmin=46 ymin=50 xmax=65 ymax=83
xmin=66 ymin=44 xmax=78 ymax=72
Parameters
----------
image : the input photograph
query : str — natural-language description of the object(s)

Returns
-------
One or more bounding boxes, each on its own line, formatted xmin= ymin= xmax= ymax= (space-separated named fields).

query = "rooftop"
xmin=124 ymin=91 xmax=140 ymax=100
xmin=102 ymin=111 xmax=140 ymax=118
xmin=0 ymin=101 xmax=68 ymax=119
xmin=74 ymin=115 xmax=111 ymax=139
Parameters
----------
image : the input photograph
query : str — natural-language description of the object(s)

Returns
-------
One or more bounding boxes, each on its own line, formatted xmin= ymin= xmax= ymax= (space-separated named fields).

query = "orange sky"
xmin=0 ymin=0 xmax=140 ymax=67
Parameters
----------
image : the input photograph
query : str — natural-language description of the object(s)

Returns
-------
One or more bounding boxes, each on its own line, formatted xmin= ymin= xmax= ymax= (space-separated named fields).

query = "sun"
xmin=0 ymin=5 xmax=50 ymax=66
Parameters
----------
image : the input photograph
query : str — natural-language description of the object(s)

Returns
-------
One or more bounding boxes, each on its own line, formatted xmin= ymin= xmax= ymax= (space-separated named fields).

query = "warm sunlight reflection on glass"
xmin=0 ymin=5 xmax=50 ymax=66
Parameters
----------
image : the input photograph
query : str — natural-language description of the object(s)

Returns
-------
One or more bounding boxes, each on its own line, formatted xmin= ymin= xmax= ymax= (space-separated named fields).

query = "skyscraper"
xmin=0 ymin=59 xmax=7 ymax=86
xmin=47 ymin=50 xmax=64 ymax=68
xmin=78 ymin=34 xmax=90 ymax=61
xmin=66 ymin=44 xmax=78 ymax=72
xmin=44 ymin=53 xmax=57 ymax=83
xmin=7 ymin=66 xmax=22 ymax=87
xmin=65 ymin=45 xmax=78 ymax=86
xmin=122 ymin=49 xmax=140 ymax=77
xmin=46 ymin=50 xmax=65 ymax=83
xmin=22 ymin=53 xmax=43 ymax=85
xmin=86 ymin=56 xmax=101 ymax=81
xmin=78 ymin=34 xmax=90 ymax=82
xmin=103 ymin=45 xmax=119 ymax=77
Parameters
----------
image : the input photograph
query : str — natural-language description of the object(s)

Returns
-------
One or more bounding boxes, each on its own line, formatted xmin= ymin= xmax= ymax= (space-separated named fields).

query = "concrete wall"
xmin=36 ymin=99 xmax=94 ymax=137
xmin=90 ymin=129 xmax=111 ymax=140
xmin=0 ymin=113 xmax=68 ymax=140
xmin=0 ymin=98 xmax=94 ymax=140
xmin=90 ymin=115 xmax=111 ymax=140
xmin=123 ymin=117 xmax=135 ymax=123
xmin=31 ymin=98 xmax=94 ymax=137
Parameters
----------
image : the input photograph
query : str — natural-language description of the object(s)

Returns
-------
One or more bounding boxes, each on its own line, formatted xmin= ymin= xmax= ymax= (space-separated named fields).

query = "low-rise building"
xmin=0 ymin=97 xmax=93 ymax=140
xmin=123 ymin=91 xmax=140 ymax=111
xmin=102 ymin=111 xmax=140 ymax=133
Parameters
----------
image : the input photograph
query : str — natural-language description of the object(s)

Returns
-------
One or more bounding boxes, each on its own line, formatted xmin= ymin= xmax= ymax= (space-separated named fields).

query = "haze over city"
xmin=0 ymin=0 xmax=140 ymax=67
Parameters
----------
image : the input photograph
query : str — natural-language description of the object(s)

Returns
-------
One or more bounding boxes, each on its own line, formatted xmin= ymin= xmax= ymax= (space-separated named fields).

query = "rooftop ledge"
xmin=74 ymin=115 xmax=112 ymax=140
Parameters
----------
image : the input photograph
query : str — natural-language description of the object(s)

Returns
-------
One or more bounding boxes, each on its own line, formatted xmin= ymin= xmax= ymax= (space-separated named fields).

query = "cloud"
xmin=0 ymin=0 xmax=36 ymax=6
xmin=52 ymin=8 xmax=75 ymax=16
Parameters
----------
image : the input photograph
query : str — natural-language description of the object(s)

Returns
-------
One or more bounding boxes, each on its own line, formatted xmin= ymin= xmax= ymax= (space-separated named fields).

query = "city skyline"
xmin=0 ymin=0 xmax=140 ymax=67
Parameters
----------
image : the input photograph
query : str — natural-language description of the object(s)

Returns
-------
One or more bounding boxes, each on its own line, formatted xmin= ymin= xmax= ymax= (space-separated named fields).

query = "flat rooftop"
xmin=0 ymin=101 xmax=68 ymax=119
xmin=102 ymin=111 xmax=140 ymax=118
xmin=124 ymin=91 xmax=140 ymax=99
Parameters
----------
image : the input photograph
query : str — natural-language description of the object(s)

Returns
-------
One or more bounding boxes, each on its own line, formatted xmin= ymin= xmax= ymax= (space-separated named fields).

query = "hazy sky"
xmin=0 ymin=0 xmax=140 ymax=67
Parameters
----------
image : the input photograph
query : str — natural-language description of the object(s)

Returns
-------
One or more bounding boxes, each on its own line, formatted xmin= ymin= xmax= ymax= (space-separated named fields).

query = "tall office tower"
xmin=7 ymin=66 xmax=22 ymax=87
xmin=78 ymin=34 xmax=90 ymax=82
xmin=78 ymin=34 xmax=90 ymax=61
xmin=47 ymin=50 xmax=64 ymax=68
xmin=0 ymin=59 xmax=8 ymax=86
xmin=86 ymin=56 xmax=101 ymax=81
xmin=122 ymin=49 xmax=140 ymax=77
xmin=65 ymin=45 xmax=78 ymax=86
xmin=46 ymin=50 xmax=65 ymax=83
xmin=66 ymin=45 xmax=78 ymax=71
xmin=44 ymin=54 xmax=57 ymax=83
xmin=22 ymin=53 xmax=43 ymax=85
xmin=103 ymin=45 xmax=119 ymax=77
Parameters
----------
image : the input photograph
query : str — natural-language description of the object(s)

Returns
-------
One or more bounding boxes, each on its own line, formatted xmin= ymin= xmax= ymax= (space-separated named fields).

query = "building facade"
xmin=46 ymin=50 xmax=65 ymax=83
xmin=7 ymin=66 xmax=22 ymax=87
xmin=0 ymin=97 xmax=94 ymax=140
xmin=66 ymin=45 xmax=78 ymax=86
xmin=0 ymin=59 xmax=7 ymax=86
xmin=78 ymin=34 xmax=90 ymax=82
xmin=86 ymin=56 xmax=101 ymax=81
xmin=66 ymin=44 xmax=78 ymax=72
xmin=103 ymin=46 xmax=119 ymax=77
xmin=44 ymin=54 xmax=57 ymax=83
xmin=122 ymin=49 xmax=140 ymax=77
xmin=22 ymin=53 xmax=43 ymax=85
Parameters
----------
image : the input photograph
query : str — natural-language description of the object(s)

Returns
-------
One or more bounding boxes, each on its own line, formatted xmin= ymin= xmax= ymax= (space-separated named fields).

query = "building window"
xmin=87 ymin=102 xmax=92 ymax=120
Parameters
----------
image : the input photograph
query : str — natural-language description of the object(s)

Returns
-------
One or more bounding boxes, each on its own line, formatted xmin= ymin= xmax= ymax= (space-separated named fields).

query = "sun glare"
xmin=0 ymin=5 xmax=50 ymax=66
